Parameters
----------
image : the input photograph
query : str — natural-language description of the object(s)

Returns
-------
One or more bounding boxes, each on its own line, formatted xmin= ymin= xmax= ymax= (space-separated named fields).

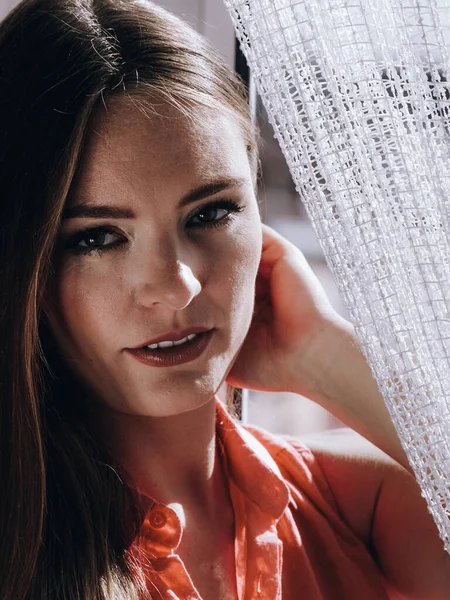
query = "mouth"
xmin=125 ymin=329 xmax=215 ymax=368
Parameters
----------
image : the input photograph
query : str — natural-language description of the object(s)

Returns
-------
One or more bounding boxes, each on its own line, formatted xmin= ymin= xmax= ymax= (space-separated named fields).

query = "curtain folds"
xmin=223 ymin=0 xmax=450 ymax=551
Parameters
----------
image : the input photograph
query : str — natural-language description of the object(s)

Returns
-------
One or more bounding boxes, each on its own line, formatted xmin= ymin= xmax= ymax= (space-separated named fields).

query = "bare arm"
xmin=300 ymin=428 xmax=450 ymax=599
xmin=290 ymin=316 xmax=411 ymax=472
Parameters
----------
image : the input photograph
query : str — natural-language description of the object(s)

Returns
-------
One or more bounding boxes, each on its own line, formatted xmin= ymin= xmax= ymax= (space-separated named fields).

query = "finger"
xmin=261 ymin=223 xmax=316 ymax=277
xmin=257 ymin=225 xmax=289 ymax=277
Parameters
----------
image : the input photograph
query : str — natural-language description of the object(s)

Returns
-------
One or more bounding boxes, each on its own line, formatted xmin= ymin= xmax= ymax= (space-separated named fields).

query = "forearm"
xmin=291 ymin=316 xmax=412 ymax=474
xmin=289 ymin=317 xmax=450 ymax=596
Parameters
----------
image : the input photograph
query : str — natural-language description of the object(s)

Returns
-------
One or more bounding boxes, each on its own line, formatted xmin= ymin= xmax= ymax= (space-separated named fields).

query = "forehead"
xmin=72 ymin=97 xmax=251 ymax=201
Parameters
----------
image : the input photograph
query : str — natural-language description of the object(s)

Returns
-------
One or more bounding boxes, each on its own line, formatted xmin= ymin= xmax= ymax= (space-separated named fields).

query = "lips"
xmin=130 ymin=326 xmax=213 ymax=349
xmin=125 ymin=329 xmax=214 ymax=368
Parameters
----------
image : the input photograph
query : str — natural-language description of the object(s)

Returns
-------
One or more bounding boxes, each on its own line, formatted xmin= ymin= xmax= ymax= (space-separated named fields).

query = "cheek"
xmin=50 ymin=264 xmax=125 ymax=354
xmin=234 ymin=231 xmax=261 ymax=287
xmin=221 ymin=223 xmax=262 ymax=324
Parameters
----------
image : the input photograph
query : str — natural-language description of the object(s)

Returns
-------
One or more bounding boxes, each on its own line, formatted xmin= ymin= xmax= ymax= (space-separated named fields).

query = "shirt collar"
xmin=133 ymin=396 xmax=290 ymax=565
xmin=215 ymin=397 xmax=290 ymax=521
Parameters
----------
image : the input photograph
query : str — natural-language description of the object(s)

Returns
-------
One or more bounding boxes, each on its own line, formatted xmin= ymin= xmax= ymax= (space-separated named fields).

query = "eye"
xmin=187 ymin=199 xmax=244 ymax=230
xmin=61 ymin=226 xmax=126 ymax=255
xmin=78 ymin=230 xmax=116 ymax=249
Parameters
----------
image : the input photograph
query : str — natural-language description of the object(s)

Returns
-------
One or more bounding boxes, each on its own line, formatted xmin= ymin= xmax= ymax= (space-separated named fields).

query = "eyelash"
xmin=61 ymin=199 xmax=245 ymax=256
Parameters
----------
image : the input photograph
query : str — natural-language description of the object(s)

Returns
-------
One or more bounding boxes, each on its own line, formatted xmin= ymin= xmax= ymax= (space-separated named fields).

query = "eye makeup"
xmin=186 ymin=199 xmax=244 ymax=230
xmin=58 ymin=198 xmax=245 ymax=256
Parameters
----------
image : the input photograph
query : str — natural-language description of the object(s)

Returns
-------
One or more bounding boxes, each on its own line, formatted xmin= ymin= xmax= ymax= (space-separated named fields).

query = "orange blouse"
xmin=132 ymin=398 xmax=392 ymax=599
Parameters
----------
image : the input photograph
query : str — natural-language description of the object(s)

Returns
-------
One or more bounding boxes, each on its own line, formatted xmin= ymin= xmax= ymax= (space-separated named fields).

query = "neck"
xmin=89 ymin=395 xmax=224 ymax=517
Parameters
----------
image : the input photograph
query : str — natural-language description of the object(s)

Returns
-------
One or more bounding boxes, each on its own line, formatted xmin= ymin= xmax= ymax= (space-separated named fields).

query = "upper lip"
xmin=129 ymin=327 xmax=213 ymax=349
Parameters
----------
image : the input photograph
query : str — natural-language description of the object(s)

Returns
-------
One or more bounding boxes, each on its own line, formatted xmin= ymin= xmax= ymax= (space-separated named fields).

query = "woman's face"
xmin=47 ymin=99 xmax=262 ymax=417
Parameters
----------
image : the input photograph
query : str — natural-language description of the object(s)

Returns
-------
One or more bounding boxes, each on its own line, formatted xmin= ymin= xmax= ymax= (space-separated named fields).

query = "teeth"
xmin=147 ymin=333 xmax=198 ymax=350
xmin=157 ymin=340 xmax=174 ymax=348
xmin=173 ymin=335 xmax=192 ymax=346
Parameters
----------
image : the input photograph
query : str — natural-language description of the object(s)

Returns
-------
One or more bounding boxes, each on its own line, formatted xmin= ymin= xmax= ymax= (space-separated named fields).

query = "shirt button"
xmin=149 ymin=509 xmax=167 ymax=529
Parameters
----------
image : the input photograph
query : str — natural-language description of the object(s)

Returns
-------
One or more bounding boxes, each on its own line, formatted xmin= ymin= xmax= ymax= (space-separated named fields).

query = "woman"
xmin=0 ymin=0 xmax=448 ymax=598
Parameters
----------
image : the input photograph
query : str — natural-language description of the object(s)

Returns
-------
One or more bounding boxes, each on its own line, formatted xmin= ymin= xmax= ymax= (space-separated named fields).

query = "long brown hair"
xmin=0 ymin=1 xmax=259 ymax=597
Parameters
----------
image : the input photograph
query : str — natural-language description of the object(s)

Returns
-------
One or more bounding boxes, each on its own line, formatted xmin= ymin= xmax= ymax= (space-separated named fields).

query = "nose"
xmin=133 ymin=248 xmax=202 ymax=311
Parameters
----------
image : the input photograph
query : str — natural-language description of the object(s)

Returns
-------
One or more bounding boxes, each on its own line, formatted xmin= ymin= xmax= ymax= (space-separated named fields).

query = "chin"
xmin=115 ymin=382 xmax=219 ymax=418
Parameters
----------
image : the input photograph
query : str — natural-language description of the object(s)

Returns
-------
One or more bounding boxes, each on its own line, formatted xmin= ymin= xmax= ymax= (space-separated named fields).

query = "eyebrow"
xmin=62 ymin=176 xmax=249 ymax=220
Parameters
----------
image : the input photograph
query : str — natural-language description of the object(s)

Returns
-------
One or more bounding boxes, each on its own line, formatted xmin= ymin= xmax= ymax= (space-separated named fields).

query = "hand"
xmin=226 ymin=225 xmax=413 ymax=478
xmin=226 ymin=223 xmax=345 ymax=394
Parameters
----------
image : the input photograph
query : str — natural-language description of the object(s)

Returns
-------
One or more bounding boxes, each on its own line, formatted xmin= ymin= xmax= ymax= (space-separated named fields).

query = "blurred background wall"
xmin=1 ymin=0 xmax=348 ymax=436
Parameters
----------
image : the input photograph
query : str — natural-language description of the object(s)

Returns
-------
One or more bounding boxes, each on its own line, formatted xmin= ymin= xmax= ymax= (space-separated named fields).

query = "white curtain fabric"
xmin=223 ymin=0 xmax=450 ymax=551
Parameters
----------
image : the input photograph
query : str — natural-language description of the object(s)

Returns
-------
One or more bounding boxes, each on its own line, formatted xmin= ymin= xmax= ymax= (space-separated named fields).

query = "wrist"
xmin=288 ymin=314 xmax=356 ymax=402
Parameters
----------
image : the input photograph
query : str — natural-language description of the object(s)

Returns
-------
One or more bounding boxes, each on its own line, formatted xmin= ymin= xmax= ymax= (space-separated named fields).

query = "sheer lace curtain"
xmin=223 ymin=0 xmax=450 ymax=551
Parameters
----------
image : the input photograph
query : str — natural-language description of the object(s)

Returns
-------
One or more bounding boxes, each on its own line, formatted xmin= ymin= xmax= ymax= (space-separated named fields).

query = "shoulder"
xmin=245 ymin=424 xmax=400 ymax=546
xmin=286 ymin=432 xmax=450 ymax=599
xmin=244 ymin=425 xmax=450 ymax=598
xmin=291 ymin=428 xmax=402 ymax=545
